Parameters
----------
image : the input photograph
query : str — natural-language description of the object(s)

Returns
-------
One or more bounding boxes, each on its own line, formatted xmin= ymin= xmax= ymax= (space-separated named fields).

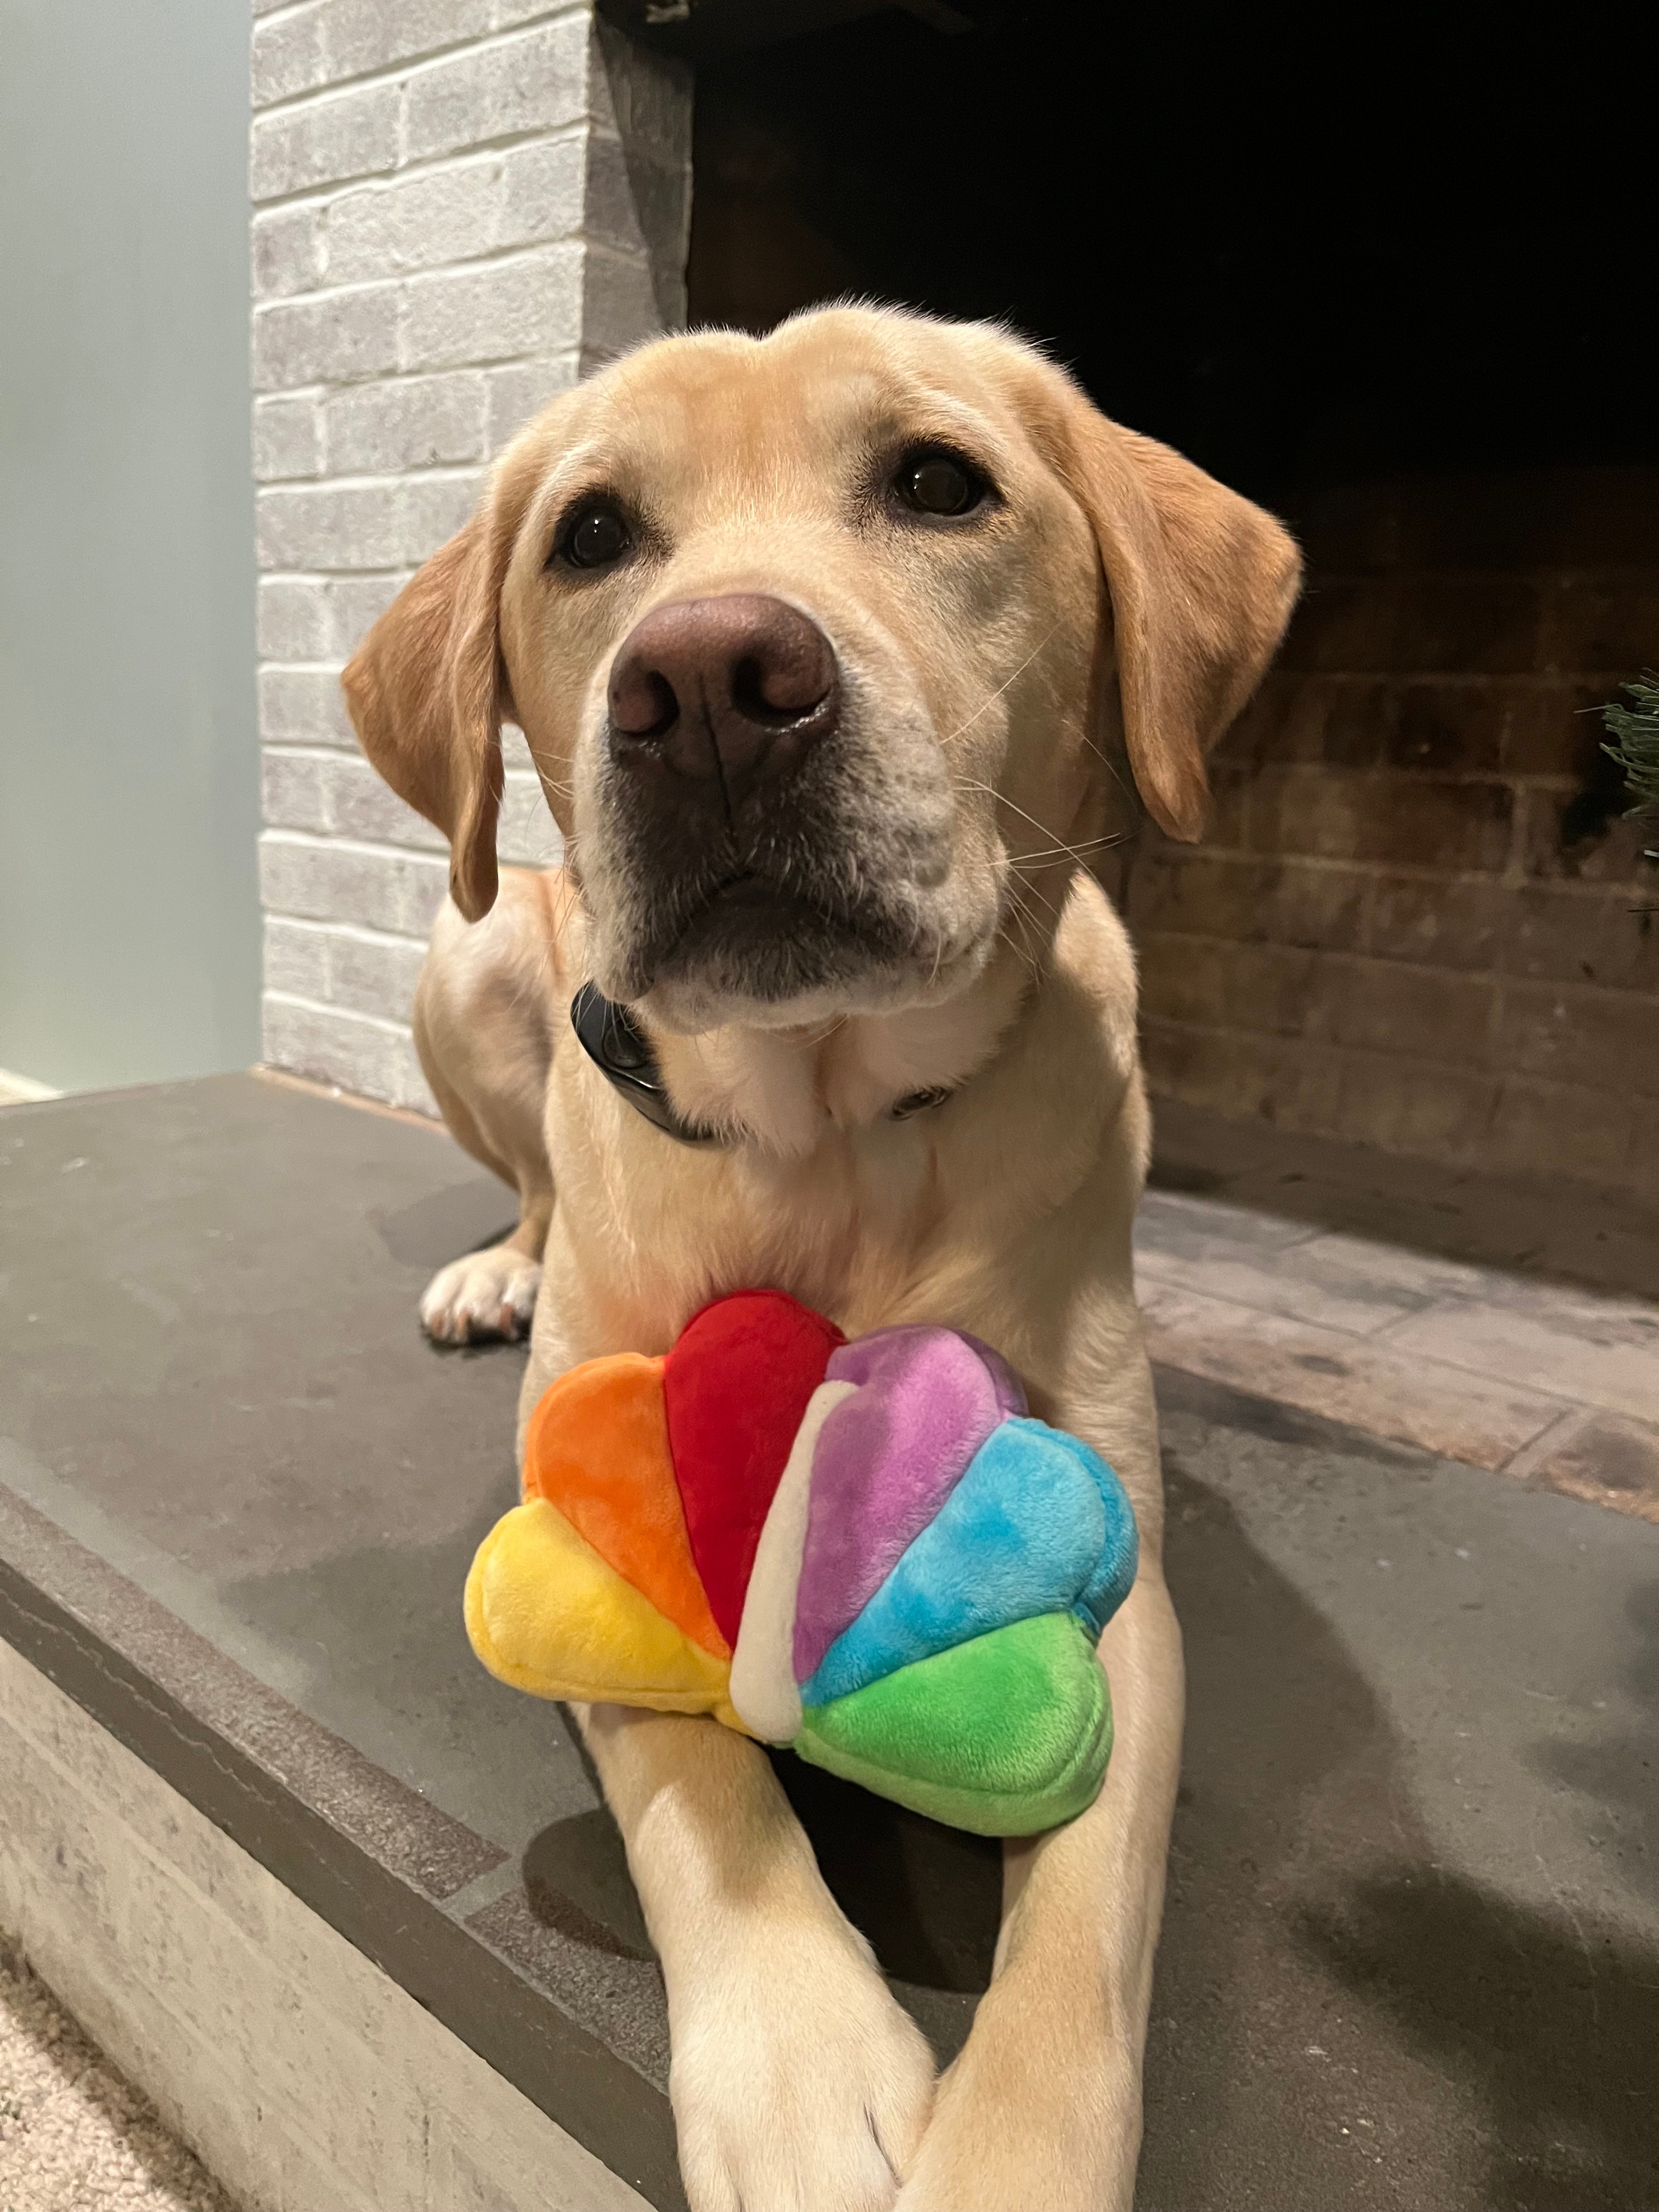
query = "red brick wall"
xmin=1130 ymin=469 xmax=1659 ymax=1200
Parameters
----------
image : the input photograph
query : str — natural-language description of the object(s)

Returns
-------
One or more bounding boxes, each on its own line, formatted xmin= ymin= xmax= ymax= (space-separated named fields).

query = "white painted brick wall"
xmin=252 ymin=0 xmax=691 ymax=1110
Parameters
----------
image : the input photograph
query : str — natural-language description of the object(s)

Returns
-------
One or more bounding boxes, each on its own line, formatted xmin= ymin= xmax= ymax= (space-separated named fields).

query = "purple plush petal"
xmin=792 ymin=1327 xmax=1022 ymax=1681
xmin=954 ymin=1332 xmax=1028 ymax=1421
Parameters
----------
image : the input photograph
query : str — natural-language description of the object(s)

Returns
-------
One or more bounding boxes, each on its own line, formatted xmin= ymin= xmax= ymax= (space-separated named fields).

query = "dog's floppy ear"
xmin=341 ymin=476 xmax=522 ymax=923
xmin=1045 ymin=377 xmax=1302 ymax=842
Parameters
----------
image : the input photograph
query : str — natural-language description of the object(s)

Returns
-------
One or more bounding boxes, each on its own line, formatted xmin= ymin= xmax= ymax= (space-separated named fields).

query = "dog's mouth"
xmin=591 ymin=713 xmax=974 ymax=1018
xmin=647 ymin=868 xmax=907 ymax=998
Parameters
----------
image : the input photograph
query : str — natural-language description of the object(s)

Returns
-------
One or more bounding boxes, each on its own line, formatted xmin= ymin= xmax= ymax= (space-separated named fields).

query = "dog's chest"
xmin=561 ymin=1117 xmax=1002 ymax=1356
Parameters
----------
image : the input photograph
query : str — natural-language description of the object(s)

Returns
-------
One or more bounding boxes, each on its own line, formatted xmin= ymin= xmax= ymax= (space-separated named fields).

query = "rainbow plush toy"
xmin=464 ymin=1291 xmax=1137 ymax=1836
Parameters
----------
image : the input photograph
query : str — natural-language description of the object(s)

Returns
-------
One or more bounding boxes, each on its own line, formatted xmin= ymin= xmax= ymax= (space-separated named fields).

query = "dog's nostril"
xmin=730 ymin=653 xmax=816 ymax=726
xmin=611 ymin=666 xmax=679 ymax=741
xmin=751 ymin=634 xmax=834 ymax=719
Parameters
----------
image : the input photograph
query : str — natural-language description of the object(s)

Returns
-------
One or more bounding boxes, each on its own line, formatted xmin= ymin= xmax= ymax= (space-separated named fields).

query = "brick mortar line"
xmin=253 ymin=352 xmax=579 ymax=403
xmin=251 ymin=4 xmax=592 ymax=123
xmin=1261 ymin=662 xmax=1658 ymax=675
xmin=254 ymin=336 xmax=591 ymax=399
xmin=262 ymin=827 xmax=452 ymax=864
xmin=262 ymin=733 xmax=540 ymax=755
xmin=258 ymin=564 xmax=414 ymax=580
xmin=1164 ymin=855 xmax=1650 ymax=893
xmin=254 ymin=232 xmax=591 ymax=321
xmin=266 ymin=683 xmax=589 ymax=709
xmin=265 ymin=916 xmax=437 ymax=950
xmin=256 ymin=232 xmax=654 ymax=322
xmin=250 ymin=0 xmax=325 ymax=27
xmin=1137 ymin=932 xmax=1657 ymax=996
xmin=256 ymin=560 xmax=464 ymax=580
xmin=258 ymin=464 xmax=488 ymax=493
xmin=1294 ymin=567 xmax=1659 ymax=586
xmin=1253 ymin=681 xmax=1636 ymax=702
xmin=1141 ymin=1012 xmax=1655 ymax=1091
xmin=263 ymin=738 xmax=544 ymax=771
xmin=252 ymin=120 xmax=593 ymax=211
xmin=1147 ymin=849 xmax=1651 ymax=894
xmin=1217 ymin=762 xmax=1621 ymax=789
xmin=263 ymin=989 xmax=417 ymax=1038
xmin=250 ymin=117 xmax=624 ymax=221
xmin=253 ymin=124 xmax=595 ymax=215
xmin=252 ymin=238 xmax=586 ymax=317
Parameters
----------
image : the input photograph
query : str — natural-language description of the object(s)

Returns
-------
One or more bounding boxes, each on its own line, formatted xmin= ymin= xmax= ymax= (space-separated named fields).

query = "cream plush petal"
xmin=729 ymin=1380 xmax=858 ymax=1742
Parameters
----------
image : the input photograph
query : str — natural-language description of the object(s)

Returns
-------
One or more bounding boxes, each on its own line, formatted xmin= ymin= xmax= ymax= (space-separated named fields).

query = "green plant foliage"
xmin=1602 ymin=673 xmax=1659 ymax=821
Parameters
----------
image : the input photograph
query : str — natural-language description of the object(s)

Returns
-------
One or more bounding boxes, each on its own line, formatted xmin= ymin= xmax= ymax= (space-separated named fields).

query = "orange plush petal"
xmin=523 ymin=1353 xmax=730 ymax=1660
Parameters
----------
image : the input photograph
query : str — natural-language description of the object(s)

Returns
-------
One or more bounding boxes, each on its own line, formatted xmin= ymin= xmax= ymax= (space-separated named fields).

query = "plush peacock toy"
xmin=464 ymin=1290 xmax=1137 ymax=1836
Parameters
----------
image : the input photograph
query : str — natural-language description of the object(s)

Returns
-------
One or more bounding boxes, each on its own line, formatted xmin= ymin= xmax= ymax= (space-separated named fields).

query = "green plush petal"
xmin=792 ymin=1612 xmax=1112 ymax=1837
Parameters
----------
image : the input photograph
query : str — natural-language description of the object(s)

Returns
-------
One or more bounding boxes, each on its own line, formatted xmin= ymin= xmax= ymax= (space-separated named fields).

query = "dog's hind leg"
xmin=413 ymin=866 xmax=562 ymax=1344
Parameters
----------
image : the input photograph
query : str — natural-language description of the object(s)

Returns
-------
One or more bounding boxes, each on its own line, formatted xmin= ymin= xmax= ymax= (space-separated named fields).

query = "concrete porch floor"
xmin=1 ymin=1073 xmax=1655 ymax=2210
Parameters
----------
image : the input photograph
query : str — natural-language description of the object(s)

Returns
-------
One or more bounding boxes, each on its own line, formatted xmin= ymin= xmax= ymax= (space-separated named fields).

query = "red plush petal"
xmin=664 ymin=1290 xmax=844 ymax=1646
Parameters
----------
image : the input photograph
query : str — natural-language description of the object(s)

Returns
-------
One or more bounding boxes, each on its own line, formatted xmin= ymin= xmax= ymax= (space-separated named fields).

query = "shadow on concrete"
xmin=521 ymin=1806 xmax=656 ymax=1961
xmin=1142 ymin=1447 xmax=1659 ymax=2211
xmin=1526 ymin=1579 xmax=1659 ymax=1918
xmin=1139 ymin=1455 xmax=1412 ymax=2210
xmin=1301 ymin=1869 xmax=1659 ymax=2212
xmin=772 ymin=1750 xmax=1003 ymax=1995
xmin=369 ymin=1180 xmax=516 ymax=1269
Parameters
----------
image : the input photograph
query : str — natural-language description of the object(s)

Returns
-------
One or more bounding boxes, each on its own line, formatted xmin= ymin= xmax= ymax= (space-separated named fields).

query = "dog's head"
xmin=345 ymin=308 xmax=1299 ymax=1035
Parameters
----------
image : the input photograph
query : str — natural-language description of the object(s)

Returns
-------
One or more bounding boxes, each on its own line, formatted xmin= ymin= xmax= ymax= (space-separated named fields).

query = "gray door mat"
xmin=2 ymin=1074 xmax=1654 ymax=2210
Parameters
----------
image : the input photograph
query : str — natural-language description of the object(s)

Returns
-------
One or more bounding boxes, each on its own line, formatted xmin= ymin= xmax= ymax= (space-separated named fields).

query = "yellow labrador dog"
xmin=345 ymin=306 xmax=1298 ymax=2212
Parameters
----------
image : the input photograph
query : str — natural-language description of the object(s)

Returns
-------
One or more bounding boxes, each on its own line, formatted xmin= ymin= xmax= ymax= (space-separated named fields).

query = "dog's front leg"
xmin=895 ymin=1443 xmax=1184 ymax=2209
xmin=577 ymin=1702 xmax=937 ymax=2212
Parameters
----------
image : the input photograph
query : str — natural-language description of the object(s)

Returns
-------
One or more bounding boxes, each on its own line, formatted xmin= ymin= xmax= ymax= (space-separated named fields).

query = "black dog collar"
xmin=569 ymin=981 xmax=953 ymax=1147
xmin=571 ymin=981 xmax=720 ymax=1145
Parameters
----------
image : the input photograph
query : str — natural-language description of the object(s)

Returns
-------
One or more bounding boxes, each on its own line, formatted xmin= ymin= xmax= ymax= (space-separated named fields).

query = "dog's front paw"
xmin=419 ymin=1244 xmax=541 ymax=1344
xmin=671 ymin=1923 xmax=934 ymax=2212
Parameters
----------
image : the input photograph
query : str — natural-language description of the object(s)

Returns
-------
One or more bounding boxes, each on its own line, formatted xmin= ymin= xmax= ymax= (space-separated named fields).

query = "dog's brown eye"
xmin=560 ymin=501 xmax=630 ymax=571
xmin=896 ymin=451 xmax=983 ymax=517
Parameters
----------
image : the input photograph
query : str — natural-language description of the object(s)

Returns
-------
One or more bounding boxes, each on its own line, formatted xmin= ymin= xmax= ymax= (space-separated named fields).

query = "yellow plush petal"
xmin=465 ymin=1499 xmax=745 ymax=1730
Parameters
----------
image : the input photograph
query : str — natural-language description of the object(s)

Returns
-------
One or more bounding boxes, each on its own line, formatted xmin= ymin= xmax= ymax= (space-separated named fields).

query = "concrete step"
xmin=2 ymin=1075 xmax=1655 ymax=2210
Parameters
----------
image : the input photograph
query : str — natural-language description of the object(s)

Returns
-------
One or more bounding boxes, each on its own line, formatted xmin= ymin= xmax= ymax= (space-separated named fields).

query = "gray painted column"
xmin=0 ymin=1 xmax=259 ymax=1094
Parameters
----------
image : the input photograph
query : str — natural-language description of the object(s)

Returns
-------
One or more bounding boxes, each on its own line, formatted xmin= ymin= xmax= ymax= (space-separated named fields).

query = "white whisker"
xmin=939 ymin=623 xmax=1061 ymax=746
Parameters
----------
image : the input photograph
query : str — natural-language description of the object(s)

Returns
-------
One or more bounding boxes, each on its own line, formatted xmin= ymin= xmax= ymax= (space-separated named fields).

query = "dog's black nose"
xmin=607 ymin=594 xmax=838 ymax=812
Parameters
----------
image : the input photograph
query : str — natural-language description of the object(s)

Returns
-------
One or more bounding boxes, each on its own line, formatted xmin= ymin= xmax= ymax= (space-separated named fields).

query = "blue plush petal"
xmin=799 ymin=1417 xmax=1108 ymax=1707
xmin=1041 ymin=1425 xmax=1138 ymax=1638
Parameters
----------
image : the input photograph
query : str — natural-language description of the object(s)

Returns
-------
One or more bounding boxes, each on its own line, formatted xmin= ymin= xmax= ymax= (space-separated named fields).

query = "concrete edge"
xmin=0 ymin=1635 xmax=651 ymax=2212
xmin=0 ymin=1498 xmax=686 ymax=2209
